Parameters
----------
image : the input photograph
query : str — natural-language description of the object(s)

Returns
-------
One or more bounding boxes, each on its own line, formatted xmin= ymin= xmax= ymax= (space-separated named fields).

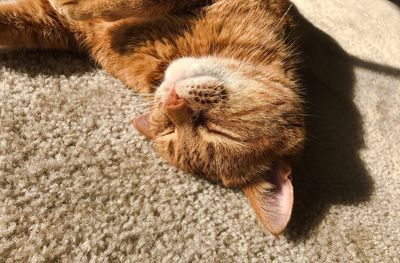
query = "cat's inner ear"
xmin=243 ymin=161 xmax=294 ymax=236
xmin=132 ymin=113 xmax=155 ymax=140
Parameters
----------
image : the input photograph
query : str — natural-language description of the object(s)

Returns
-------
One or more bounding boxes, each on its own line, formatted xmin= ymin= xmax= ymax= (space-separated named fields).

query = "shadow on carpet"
xmin=286 ymin=10 xmax=375 ymax=241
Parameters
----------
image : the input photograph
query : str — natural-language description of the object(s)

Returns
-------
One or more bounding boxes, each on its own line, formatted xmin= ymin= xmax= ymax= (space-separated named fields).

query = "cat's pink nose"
xmin=167 ymin=87 xmax=182 ymax=106
xmin=166 ymin=88 xmax=191 ymax=125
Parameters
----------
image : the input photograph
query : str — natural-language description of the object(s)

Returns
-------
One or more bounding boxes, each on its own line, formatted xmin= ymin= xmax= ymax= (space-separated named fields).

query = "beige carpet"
xmin=1 ymin=0 xmax=399 ymax=262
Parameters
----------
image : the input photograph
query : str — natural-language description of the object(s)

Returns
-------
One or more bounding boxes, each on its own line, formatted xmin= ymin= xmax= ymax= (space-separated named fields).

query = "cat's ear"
xmin=243 ymin=161 xmax=293 ymax=236
xmin=132 ymin=113 xmax=155 ymax=140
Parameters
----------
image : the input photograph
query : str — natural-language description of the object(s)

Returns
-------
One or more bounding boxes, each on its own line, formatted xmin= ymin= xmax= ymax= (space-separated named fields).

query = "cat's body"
xmin=0 ymin=0 xmax=305 ymax=235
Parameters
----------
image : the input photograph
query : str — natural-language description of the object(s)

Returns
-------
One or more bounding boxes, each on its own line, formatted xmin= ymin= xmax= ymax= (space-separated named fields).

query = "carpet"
xmin=1 ymin=0 xmax=399 ymax=262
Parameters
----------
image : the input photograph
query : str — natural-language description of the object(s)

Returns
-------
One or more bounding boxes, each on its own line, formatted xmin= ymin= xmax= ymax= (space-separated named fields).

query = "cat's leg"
xmin=51 ymin=0 xmax=208 ymax=21
xmin=0 ymin=0 xmax=77 ymax=49
xmin=79 ymin=17 xmax=176 ymax=94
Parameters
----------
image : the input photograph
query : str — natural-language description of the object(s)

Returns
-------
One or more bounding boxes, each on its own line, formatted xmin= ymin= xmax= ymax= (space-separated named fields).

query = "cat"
xmin=0 ymin=0 xmax=305 ymax=235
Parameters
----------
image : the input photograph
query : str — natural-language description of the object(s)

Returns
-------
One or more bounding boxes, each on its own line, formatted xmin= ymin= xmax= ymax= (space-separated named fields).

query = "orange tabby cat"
xmin=0 ymin=0 xmax=305 ymax=235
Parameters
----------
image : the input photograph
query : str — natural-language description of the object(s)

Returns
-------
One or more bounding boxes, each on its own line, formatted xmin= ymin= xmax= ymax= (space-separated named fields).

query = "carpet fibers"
xmin=0 ymin=0 xmax=399 ymax=262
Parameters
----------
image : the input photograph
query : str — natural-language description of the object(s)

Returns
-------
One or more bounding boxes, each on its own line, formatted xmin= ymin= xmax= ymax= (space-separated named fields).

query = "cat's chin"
xmin=164 ymin=57 xmax=224 ymax=83
xmin=155 ymin=56 xmax=230 ymax=101
xmin=156 ymin=56 xmax=271 ymax=109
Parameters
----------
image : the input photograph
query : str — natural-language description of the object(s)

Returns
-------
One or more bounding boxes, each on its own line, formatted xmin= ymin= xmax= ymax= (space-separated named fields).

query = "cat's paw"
xmin=49 ymin=0 xmax=95 ymax=21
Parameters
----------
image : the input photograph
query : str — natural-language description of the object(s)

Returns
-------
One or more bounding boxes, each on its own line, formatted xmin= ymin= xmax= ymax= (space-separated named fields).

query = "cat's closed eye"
xmin=204 ymin=123 xmax=243 ymax=141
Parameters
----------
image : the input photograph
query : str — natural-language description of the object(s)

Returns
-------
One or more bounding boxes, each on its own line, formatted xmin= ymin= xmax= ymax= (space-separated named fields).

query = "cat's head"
xmin=133 ymin=57 xmax=305 ymax=235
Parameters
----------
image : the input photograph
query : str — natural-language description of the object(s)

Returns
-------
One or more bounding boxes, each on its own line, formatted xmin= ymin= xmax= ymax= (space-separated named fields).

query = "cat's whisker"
xmin=283 ymin=113 xmax=318 ymax=118
xmin=135 ymin=91 xmax=154 ymax=95
xmin=134 ymin=103 xmax=157 ymax=108
xmin=138 ymin=93 xmax=155 ymax=96
xmin=133 ymin=98 xmax=157 ymax=102
xmin=136 ymin=94 xmax=155 ymax=98
xmin=133 ymin=96 xmax=156 ymax=100
xmin=136 ymin=98 xmax=154 ymax=104
xmin=133 ymin=91 xmax=156 ymax=96
xmin=132 ymin=101 xmax=156 ymax=106
xmin=240 ymin=3 xmax=294 ymax=66
xmin=131 ymin=99 xmax=154 ymax=104
xmin=272 ymin=3 xmax=294 ymax=33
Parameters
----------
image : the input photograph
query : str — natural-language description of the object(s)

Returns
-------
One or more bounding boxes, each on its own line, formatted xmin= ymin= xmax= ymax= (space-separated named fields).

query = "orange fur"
xmin=0 ymin=0 xmax=305 ymax=235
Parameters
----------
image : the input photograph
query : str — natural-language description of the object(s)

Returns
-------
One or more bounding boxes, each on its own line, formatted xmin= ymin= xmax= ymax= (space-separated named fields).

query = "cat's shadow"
xmin=284 ymin=10 xmax=374 ymax=241
xmin=388 ymin=0 xmax=400 ymax=7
